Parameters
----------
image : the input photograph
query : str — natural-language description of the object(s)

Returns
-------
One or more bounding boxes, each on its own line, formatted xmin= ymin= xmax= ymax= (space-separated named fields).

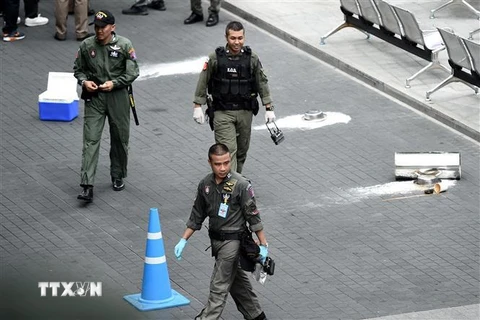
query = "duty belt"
xmin=209 ymin=230 xmax=244 ymax=241
xmin=215 ymin=101 xmax=251 ymax=111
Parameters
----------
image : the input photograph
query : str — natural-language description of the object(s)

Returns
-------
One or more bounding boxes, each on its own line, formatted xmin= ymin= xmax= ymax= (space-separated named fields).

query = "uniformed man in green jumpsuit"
xmin=192 ymin=21 xmax=276 ymax=174
xmin=174 ymin=143 xmax=269 ymax=320
xmin=74 ymin=10 xmax=139 ymax=202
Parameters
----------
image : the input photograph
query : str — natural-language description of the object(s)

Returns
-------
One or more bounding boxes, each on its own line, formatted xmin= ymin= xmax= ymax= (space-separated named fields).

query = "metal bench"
xmin=321 ymin=0 xmax=449 ymax=87
xmin=391 ymin=6 xmax=450 ymax=88
xmin=426 ymin=28 xmax=479 ymax=101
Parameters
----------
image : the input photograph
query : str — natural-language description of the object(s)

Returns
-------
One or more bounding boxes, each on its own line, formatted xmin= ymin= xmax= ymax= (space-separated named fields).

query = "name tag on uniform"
xmin=218 ymin=203 xmax=228 ymax=218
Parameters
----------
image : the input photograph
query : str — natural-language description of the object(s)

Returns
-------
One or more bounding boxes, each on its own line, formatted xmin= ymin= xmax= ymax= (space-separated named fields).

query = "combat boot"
xmin=77 ymin=186 xmax=93 ymax=202
xmin=112 ymin=177 xmax=125 ymax=191
xmin=206 ymin=13 xmax=219 ymax=27
xmin=122 ymin=2 xmax=148 ymax=15
xmin=148 ymin=0 xmax=166 ymax=11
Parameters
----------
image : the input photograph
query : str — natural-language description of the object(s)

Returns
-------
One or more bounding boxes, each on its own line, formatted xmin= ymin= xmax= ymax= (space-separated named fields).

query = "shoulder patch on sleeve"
xmin=128 ymin=48 xmax=137 ymax=60
xmin=247 ymin=183 xmax=255 ymax=198
xmin=202 ymin=57 xmax=209 ymax=71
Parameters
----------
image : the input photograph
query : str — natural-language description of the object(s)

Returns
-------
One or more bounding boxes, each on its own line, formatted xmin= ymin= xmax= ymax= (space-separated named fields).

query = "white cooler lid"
xmin=38 ymin=72 xmax=79 ymax=102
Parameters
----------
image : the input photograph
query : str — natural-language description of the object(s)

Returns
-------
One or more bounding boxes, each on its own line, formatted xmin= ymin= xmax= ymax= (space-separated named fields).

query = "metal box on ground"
xmin=394 ymin=151 xmax=461 ymax=180
xmin=38 ymin=72 xmax=79 ymax=121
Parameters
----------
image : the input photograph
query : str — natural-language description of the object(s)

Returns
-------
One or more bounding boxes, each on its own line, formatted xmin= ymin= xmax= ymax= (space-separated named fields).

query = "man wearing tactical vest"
xmin=192 ymin=21 xmax=276 ymax=174
xmin=174 ymin=143 xmax=269 ymax=320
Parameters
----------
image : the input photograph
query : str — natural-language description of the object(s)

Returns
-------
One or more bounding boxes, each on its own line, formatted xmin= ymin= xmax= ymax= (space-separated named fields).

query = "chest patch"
xmin=109 ymin=50 xmax=119 ymax=58
xmin=90 ymin=49 xmax=96 ymax=58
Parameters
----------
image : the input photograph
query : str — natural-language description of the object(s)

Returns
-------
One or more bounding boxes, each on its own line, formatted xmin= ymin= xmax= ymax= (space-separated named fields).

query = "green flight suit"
xmin=190 ymin=0 xmax=221 ymax=16
xmin=186 ymin=171 xmax=265 ymax=320
xmin=194 ymin=46 xmax=272 ymax=173
xmin=74 ymin=33 xmax=139 ymax=186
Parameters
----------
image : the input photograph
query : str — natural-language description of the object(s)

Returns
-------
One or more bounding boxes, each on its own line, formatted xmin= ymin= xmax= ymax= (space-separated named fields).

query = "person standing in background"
xmin=184 ymin=0 xmax=220 ymax=27
xmin=2 ymin=0 xmax=25 ymax=41
xmin=54 ymin=0 xmax=92 ymax=41
xmin=23 ymin=0 xmax=49 ymax=27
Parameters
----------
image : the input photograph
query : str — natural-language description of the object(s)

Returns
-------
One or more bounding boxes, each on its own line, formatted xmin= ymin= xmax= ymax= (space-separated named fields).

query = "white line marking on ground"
xmin=138 ymin=57 xmax=205 ymax=80
xmin=253 ymin=112 xmax=351 ymax=130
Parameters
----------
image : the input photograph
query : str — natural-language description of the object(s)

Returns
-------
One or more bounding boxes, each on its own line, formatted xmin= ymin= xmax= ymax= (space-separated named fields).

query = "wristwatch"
xmin=81 ymin=80 xmax=86 ymax=87
xmin=265 ymin=105 xmax=274 ymax=111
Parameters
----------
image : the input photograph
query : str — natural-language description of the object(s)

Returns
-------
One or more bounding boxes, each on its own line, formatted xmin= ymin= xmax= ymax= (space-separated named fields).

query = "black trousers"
xmin=2 ymin=0 xmax=20 ymax=33
xmin=23 ymin=0 xmax=38 ymax=18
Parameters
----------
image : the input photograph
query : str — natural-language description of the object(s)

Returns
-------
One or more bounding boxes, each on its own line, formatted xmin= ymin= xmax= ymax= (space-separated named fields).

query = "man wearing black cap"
xmin=73 ymin=10 xmax=140 ymax=203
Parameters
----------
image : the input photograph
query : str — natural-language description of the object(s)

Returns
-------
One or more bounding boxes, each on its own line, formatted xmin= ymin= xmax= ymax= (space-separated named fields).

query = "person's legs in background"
xmin=24 ymin=0 xmax=48 ymax=26
xmin=184 ymin=0 xmax=203 ymax=24
xmin=206 ymin=0 xmax=220 ymax=27
xmin=73 ymin=0 xmax=90 ymax=40
xmin=54 ymin=0 xmax=68 ymax=40
xmin=3 ymin=0 xmax=25 ymax=42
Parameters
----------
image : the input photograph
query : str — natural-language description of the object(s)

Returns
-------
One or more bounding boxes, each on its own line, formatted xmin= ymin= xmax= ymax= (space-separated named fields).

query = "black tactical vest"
xmin=209 ymin=46 xmax=255 ymax=109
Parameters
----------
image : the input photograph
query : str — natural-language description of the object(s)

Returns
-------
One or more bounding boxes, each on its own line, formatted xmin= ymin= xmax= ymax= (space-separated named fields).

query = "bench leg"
xmin=430 ymin=0 xmax=455 ymax=18
xmin=406 ymin=50 xmax=449 ymax=88
xmin=320 ymin=22 xmax=370 ymax=45
xmin=430 ymin=0 xmax=480 ymax=18
xmin=469 ymin=27 xmax=480 ymax=40
xmin=426 ymin=74 xmax=479 ymax=101
xmin=461 ymin=0 xmax=480 ymax=18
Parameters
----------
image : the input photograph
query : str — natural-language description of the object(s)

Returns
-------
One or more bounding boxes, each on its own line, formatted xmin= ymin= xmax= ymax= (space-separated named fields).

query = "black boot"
xmin=77 ymin=186 xmax=93 ymax=202
xmin=112 ymin=178 xmax=125 ymax=191
xmin=206 ymin=13 xmax=219 ymax=27
xmin=148 ymin=0 xmax=166 ymax=11
xmin=251 ymin=311 xmax=267 ymax=320
xmin=184 ymin=12 xmax=203 ymax=24
xmin=122 ymin=4 xmax=148 ymax=15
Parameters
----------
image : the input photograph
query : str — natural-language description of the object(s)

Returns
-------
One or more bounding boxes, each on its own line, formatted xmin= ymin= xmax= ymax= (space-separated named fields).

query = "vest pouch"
xmin=220 ymin=79 xmax=230 ymax=95
xmin=238 ymin=79 xmax=250 ymax=96
xmin=230 ymin=79 xmax=240 ymax=95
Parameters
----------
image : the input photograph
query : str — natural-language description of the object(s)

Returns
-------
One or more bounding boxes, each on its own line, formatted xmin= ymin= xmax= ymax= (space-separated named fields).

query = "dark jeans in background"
xmin=23 ymin=0 xmax=39 ymax=18
xmin=2 ymin=0 xmax=20 ymax=33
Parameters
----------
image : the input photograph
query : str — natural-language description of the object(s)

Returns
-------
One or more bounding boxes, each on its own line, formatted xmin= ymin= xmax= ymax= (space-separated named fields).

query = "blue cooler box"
xmin=38 ymin=72 xmax=79 ymax=122
xmin=39 ymin=99 xmax=79 ymax=121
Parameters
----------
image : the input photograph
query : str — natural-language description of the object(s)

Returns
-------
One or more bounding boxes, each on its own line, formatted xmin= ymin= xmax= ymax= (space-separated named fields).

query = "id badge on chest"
xmin=218 ymin=193 xmax=230 ymax=218
xmin=218 ymin=203 xmax=229 ymax=218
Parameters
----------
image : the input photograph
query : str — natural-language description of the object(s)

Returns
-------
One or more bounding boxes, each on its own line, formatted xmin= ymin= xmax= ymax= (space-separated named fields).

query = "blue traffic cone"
xmin=124 ymin=208 xmax=190 ymax=311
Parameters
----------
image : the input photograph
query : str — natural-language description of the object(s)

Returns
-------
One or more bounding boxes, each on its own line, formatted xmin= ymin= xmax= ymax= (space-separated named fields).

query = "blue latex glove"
xmin=174 ymin=238 xmax=187 ymax=260
xmin=259 ymin=245 xmax=268 ymax=264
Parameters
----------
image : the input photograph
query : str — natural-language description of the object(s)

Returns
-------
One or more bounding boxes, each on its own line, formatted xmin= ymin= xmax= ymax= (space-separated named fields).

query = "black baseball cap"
xmin=89 ymin=10 xmax=115 ymax=27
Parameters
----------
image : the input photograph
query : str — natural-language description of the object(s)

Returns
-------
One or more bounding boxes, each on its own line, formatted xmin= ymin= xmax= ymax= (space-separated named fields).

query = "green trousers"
xmin=190 ymin=0 xmax=221 ymax=15
xmin=80 ymin=90 xmax=130 ymax=186
xmin=213 ymin=110 xmax=253 ymax=174
xmin=195 ymin=239 xmax=263 ymax=320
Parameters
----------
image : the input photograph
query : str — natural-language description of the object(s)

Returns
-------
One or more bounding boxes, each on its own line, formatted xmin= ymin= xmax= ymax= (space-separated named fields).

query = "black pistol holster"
xmin=239 ymin=231 xmax=260 ymax=272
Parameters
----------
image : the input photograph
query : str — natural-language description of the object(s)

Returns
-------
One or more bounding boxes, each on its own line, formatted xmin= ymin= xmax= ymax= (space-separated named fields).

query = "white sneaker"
xmin=17 ymin=17 xmax=21 ymax=24
xmin=25 ymin=14 xmax=48 ymax=27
